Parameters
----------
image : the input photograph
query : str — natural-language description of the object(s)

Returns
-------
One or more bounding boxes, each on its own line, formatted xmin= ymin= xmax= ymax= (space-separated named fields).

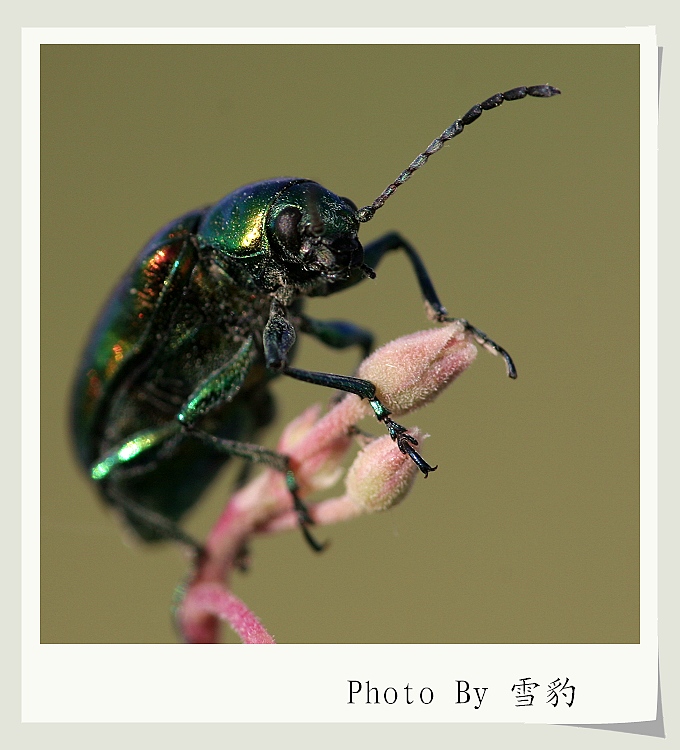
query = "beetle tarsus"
xmin=285 ymin=469 xmax=326 ymax=551
xmin=445 ymin=316 xmax=518 ymax=379
xmin=292 ymin=491 xmax=327 ymax=553
xmin=380 ymin=414 xmax=438 ymax=477
xmin=360 ymin=231 xmax=518 ymax=380
xmin=299 ymin=520 xmax=327 ymax=553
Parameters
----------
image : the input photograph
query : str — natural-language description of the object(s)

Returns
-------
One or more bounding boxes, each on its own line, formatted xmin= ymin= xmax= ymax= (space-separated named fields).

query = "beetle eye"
xmin=274 ymin=206 xmax=303 ymax=251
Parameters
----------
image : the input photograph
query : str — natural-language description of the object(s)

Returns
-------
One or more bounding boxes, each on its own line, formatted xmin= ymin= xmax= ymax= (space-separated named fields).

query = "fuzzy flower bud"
xmin=345 ymin=431 xmax=423 ymax=512
xmin=356 ymin=322 xmax=477 ymax=416
xmin=275 ymin=404 xmax=352 ymax=496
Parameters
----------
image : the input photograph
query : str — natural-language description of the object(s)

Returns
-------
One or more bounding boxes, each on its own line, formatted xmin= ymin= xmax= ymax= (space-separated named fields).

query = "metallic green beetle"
xmin=71 ymin=84 xmax=560 ymax=552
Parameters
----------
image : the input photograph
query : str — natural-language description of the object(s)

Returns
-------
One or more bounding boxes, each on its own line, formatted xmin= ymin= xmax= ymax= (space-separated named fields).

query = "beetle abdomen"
xmin=71 ymin=209 xmax=205 ymax=467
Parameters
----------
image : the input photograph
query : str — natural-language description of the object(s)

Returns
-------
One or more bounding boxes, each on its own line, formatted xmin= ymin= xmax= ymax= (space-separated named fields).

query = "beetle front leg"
xmin=264 ymin=300 xmax=436 ymax=477
xmin=363 ymin=232 xmax=517 ymax=378
xmin=283 ymin=366 xmax=437 ymax=478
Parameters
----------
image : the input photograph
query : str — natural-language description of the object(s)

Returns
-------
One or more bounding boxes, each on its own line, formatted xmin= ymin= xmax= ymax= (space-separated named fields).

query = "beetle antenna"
xmin=356 ymin=84 xmax=561 ymax=223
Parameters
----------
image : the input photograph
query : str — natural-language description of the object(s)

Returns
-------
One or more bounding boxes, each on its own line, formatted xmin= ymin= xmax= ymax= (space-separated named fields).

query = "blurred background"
xmin=41 ymin=44 xmax=639 ymax=644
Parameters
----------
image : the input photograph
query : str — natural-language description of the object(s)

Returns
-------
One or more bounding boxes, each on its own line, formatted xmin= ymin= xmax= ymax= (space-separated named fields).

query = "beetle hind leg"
xmin=103 ymin=484 xmax=205 ymax=557
xmin=90 ymin=423 xmax=206 ymax=553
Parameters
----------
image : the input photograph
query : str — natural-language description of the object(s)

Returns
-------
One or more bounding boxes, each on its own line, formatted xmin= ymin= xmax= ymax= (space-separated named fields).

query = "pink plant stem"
xmin=179 ymin=472 xmax=289 ymax=643
xmin=182 ymin=582 xmax=275 ymax=644
xmin=257 ymin=494 xmax=361 ymax=534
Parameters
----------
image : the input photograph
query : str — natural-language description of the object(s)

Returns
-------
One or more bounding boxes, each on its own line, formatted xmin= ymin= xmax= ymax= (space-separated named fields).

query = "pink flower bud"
xmin=345 ymin=432 xmax=423 ymax=512
xmin=276 ymin=404 xmax=323 ymax=452
xmin=276 ymin=404 xmax=352 ymax=496
xmin=356 ymin=322 xmax=477 ymax=416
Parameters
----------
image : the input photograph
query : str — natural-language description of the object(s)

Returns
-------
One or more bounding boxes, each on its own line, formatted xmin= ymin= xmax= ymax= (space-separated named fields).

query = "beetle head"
xmin=197 ymin=178 xmax=366 ymax=294
xmin=268 ymin=182 xmax=364 ymax=286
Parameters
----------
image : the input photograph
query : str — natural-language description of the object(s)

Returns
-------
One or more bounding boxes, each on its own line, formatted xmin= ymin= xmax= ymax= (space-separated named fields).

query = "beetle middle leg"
xmin=361 ymin=232 xmax=517 ymax=378
xmin=297 ymin=314 xmax=374 ymax=359
xmin=181 ymin=428 xmax=325 ymax=552
xmin=297 ymin=314 xmax=375 ymax=403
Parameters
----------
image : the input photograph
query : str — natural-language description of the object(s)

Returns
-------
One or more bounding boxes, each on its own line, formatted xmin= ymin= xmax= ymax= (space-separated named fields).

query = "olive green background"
xmin=41 ymin=44 xmax=640 ymax=644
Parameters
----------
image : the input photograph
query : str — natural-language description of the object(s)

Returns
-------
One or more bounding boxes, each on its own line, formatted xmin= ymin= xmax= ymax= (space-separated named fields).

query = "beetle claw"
xmin=399 ymin=437 xmax=438 ymax=477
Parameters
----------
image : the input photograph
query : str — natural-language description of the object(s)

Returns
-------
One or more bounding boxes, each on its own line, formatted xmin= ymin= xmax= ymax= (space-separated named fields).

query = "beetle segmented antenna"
xmin=356 ymin=84 xmax=561 ymax=223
